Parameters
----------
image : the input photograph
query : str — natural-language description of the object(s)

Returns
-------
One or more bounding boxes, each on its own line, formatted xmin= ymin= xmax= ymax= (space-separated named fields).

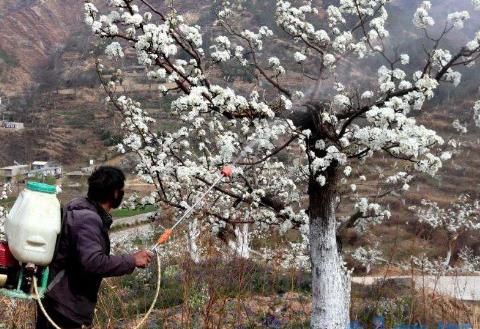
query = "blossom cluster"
xmin=473 ymin=0 xmax=480 ymax=11
xmin=447 ymin=11 xmax=470 ymax=29
xmin=354 ymin=198 xmax=391 ymax=232
xmin=351 ymin=246 xmax=385 ymax=274
xmin=411 ymin=194 xmax=480 ymax=234
xmin=413 ymin=1 xmax=435 ymax=29
xmin=474 ymin=101 xmax=480 ymax=127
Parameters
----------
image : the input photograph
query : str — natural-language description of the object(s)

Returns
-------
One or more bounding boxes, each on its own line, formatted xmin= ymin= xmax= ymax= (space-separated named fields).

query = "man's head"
xmin=87 ymin=166 xmax=126 ymax=210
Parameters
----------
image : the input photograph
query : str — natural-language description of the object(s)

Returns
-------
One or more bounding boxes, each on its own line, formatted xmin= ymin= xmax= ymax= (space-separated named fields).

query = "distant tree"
xmin=411 ymin=194 xmax=480 ymax=268
xmin=85 ymin=0 xmax=480 ymax=327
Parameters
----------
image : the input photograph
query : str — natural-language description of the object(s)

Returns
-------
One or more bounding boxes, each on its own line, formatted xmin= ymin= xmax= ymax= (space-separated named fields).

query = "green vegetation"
xmin=28 ymin=175 xmax=57 ymax=186
xmin=99 ymin=129 xmax=123 ymax=147
xmin=111 ymin=204 xmax=158 ymax=218
xmin=64 ymin=109 xmax=95 ymax=128
xmin=0 ymin=197 xmax=14 ymax=208
xmin=0 ymin=48 xmax=18 ymax=67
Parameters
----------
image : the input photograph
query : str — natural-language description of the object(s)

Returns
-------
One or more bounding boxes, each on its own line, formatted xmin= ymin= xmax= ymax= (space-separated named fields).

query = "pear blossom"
xmin=105 ymin=42 xmax=124 ymax=58
xmin=210 ymin=36 xmax=231 ymax=62
xmin=361 ymin=91 xmax=374 ymax=99
xmin=413 ymin=1 xmax=435 ymax=28
xmin=352 ymin=246 xmax=385 ymax=274
xmin=324 ymin=53 xmax=336 ymax=67
xmin=474 ymin=101 xmax=480 ymax=127
xmin=294 ymin=52 xmax=307 ymax=63
xmin=473 ymin=0 xmax=480 ymax=10
xmin=400 ymin=54 xmax=410 ymax=65
xmin=447 ymin=11 xmax=470 ymax=29
xmin=268 ymin=57 xmax=285 ymax=75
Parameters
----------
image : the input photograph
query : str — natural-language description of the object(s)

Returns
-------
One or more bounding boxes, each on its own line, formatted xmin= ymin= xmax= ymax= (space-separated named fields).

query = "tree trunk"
xmin=228 ymin=224 xmax=250 ymax=259
xmin=309 ymin=165 xmax=350 ymax=329
xmin=236 ymin=224 xmax=250 ymax=259
xmin=443 ymin=236 xmax=457 ymax=269
xmin=188 ymin=218 xmax=201 ymax=263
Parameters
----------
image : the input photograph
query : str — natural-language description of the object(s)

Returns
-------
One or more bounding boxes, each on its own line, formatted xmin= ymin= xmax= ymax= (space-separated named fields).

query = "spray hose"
xmin=34 ymin=252 xmax=161 ymax=329
xmin=33 ymin=165 xmax=234 ymax=329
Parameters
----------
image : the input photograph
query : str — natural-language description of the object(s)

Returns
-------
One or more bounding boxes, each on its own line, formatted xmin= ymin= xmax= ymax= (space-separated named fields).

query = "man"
xmin=36 ymin=166 xmax=153 ymax=329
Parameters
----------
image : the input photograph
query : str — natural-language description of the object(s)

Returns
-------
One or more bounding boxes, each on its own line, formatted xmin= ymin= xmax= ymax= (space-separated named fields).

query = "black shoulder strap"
xmin=53 ymin=204 xmax=65 ymax=257
xmin=47 ymin=204 xmax=66 ymax=286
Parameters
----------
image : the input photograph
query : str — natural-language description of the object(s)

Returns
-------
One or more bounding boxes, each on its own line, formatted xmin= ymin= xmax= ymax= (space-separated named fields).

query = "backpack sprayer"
xmin=0 ymin=182 xmax=60 ymax=300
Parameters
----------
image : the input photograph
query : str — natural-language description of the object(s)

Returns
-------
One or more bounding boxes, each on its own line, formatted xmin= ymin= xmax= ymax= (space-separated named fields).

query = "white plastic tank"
xmin=6 ymin=182 xmax=61 ymax=266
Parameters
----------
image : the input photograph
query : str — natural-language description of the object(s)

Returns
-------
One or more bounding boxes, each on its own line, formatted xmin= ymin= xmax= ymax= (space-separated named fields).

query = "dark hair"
xmin=87 ymin=166 xmax=125 ymax=204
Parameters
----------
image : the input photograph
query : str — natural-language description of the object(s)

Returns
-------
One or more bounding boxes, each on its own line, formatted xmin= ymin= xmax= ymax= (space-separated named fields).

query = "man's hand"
xmin=132 ymin=250 xmax=154 ymax=268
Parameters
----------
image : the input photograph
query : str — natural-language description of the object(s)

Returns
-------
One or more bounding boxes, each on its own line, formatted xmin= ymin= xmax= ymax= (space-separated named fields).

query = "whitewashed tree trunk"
xmin=444 ymin=249 xmax=452 ymax=269
xmin=230 ymin=224 xmax=250 ymax=259
xmin=309 ymin=166 xmax=350 ymax=329
xmin=443 ymin=236 xmax=457 ymax=269
xmin=188 ymin=218 xmax=201 ymax=263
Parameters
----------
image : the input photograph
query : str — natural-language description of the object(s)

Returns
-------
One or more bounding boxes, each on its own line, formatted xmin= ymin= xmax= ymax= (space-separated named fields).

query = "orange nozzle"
xmin=221 ymin=165 xmax=233 ymax=177
xmin=157 ymin=229 xmax=173 ymax=245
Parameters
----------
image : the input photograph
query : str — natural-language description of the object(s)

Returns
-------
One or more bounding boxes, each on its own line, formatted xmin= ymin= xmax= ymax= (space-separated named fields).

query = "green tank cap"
xmin=26 ymin=182 xmax=57 ymax=194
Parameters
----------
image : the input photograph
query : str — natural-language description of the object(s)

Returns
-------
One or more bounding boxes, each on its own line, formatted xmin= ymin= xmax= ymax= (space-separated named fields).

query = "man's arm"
xmin=72 ymin=214 xmax=136 ymax=277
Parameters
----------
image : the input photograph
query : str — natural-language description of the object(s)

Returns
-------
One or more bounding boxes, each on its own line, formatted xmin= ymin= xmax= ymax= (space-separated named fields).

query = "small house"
xmin=31 ymin=161 xmax=48 ymax=170
xmin=0 ymin=164 xmax=30 ymax=182
xmin=28 ymin=162 xmax=62 ymax=179
xmin=0 ymin=121 xmax=24 ymax=130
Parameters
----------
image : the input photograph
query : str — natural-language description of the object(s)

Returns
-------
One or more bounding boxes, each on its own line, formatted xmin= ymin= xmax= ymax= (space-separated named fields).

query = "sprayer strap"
xmin=45 ymin=270 xmax=65 ymax=293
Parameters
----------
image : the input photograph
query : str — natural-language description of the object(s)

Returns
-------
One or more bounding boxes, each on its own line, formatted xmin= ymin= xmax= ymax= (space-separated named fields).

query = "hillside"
xmin=0 ymin=0 xmax=83 ymax=95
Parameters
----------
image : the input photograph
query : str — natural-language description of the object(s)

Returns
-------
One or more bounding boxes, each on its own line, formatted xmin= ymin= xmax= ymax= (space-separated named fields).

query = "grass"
xmin=111 ymin=205 xmax=158 ymax=218
xmin=95 ymin=255 xmax=313 ymax=328
xmin=0 ymin=197 xmax=14 ymax=208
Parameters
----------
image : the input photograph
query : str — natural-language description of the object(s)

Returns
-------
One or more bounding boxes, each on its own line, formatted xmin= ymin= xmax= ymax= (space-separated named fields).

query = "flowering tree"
xmin=411 ymin=194 xmax=480 ymax=269
xmin=85 ymin=0 xmax=480 ymax=327
xmin=351 ymin=244 xmax=385 ymax=274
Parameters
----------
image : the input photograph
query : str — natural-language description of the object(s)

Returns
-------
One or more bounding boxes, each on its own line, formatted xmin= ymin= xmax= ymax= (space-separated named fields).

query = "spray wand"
xmin=151 ymin=165 xmax=233 ymax=252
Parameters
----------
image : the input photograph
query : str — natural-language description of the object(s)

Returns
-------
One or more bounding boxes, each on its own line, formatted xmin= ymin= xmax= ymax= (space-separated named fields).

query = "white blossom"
xmin=413 ymin=1 xmax=435 ymax=28
xmin=412 ymin=195 xmax=480 ymax=237
xmin=474 ymin=100 xmax=480 ymax=127
xmin=447 ymin=11 xmax=470 ymax=29
xmin=352 ymin=246 xmax=385 ymax=274
xmin=324 ymin=53 xmax=336 ymax=67
xmin=268 ymin=57 xmax=286 ymax=75
xmin=400 ymin=54 xmax=410 ymax=65
xmin=294 ymin=52 xmax=307 ymax=63
xmin=210 ymin=35 xmax=231 ymax=62
xmin=361 ymin=91 xmax=374 ymax=99
xmin=452 ymin=119 xmax=468 ymax=133
xmin=105 ymin=42 xmax=124 ymax=58
xmin=333 ymin=94 xmax=351 ymax=109
xmin=473 ymin=0 xmax=480 ymax=10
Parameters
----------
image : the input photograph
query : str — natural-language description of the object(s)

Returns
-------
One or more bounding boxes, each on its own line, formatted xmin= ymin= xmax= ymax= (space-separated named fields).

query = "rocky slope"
xmin=0 ymin=0 xmax=83 ymax=95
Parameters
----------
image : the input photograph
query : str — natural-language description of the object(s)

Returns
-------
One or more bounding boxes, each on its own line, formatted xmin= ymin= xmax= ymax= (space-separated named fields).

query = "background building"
xmin=0 ymin=164 xmax=29 ymax=182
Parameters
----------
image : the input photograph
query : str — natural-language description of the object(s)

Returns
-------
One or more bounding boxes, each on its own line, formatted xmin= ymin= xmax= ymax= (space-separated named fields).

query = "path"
xmin=353 ymin=275 xmax=480 ymax=301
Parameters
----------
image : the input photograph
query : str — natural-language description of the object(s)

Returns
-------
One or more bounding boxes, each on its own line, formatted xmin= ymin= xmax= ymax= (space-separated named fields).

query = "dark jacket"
xmin=45 ymin=197 xmax=135 ymax=325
